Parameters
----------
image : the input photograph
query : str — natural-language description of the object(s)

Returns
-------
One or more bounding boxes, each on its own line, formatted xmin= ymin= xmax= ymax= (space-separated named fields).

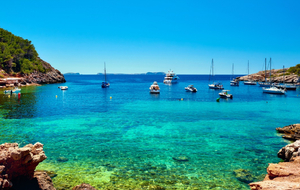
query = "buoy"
xmin=110 ymin=96 xmax=112 ymax=99
xmin=56 ymin=95 xmax=57 ymax=98
xmin=181 ymin=98 xmax=183 ymax=101
xmin=216 ymin=98 xmax=220 ymax=102
xmin=18 ymin=93 xmax=21 ymax=100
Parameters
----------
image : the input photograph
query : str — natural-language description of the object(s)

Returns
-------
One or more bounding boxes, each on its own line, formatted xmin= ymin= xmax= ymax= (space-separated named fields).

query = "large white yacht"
xmin=163 ymin=70 xmax=179 ymax=84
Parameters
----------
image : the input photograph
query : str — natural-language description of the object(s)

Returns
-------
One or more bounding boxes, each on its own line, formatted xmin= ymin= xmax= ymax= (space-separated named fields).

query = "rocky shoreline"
xmin=249 ymin=124 xmax=300 ymax=190
xmin=237 ymin=68 xmax=299 ymax=83
xmin=0 ymin=60 xmax=66 ymax=88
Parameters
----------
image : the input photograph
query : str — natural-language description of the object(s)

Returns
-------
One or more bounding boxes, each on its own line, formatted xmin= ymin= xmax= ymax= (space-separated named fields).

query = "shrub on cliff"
xmin=0 ymin=28 xmax=46 ymax=75
xmin=287 ymin=64 xmax=300 ymax=76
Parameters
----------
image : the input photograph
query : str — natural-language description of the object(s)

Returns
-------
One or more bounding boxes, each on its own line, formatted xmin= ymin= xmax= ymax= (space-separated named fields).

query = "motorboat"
xmin=101 ymin=62 xmax=110 ymax=88
xmin=219 ymin=90 xmax=233 ymax=99
xmin=4 ymin=87 xmax=21 ymax=94
xmin=209 ymin=83 xmax=224 ymax=90
xmin=262 ymin=86 xmax=286 ymax=94
xmin=59 ymin=86 xmax=68 ymax=90
xmin=163 ymin=70 xmax=179 ymax=84
xmin=149 ymin=81 xmax=160 ymax=94
xmin=185 ymin=85 xmax=197 ymax=92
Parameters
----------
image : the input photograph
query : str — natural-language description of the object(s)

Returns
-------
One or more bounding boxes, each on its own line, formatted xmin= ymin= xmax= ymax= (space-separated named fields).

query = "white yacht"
xmin=258 ymin=58 xmax=271 ymax=87
xmin=219 ymin=90 xmax=233 ymax=99
xmin=163 ymin=70 xmax=179 ymax=84
xmin=262 ymin=86 xmax=286 ymax=94
xmin=59 ymin=86 xmax=68 ymax=90
xmin=149 ymin=81 xmax=160 ymax=94
xmin=185 ymin=85 xmax=197 ymax=92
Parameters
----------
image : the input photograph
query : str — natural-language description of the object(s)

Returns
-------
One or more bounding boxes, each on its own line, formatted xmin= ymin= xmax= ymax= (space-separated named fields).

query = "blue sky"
xmin=1 ymin=0 xmax=299 ymax=74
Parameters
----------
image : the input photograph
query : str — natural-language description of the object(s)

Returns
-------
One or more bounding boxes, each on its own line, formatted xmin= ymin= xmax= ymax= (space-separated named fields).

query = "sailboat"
xmin=275 ymin=66 xmax=297 ymax=90
xmin=101 ymin=62 xmax=110 ymax=88
xmin=258 ymin=58 xmax=271 ymax=87
xmin=230 ymin=63 xmax=239 ymax=86
xmin=208 ymin=59 xmax=224 ymax=89
xmin=243 ymin=61 xmax=257 ymax=85
xmin=262 ymin=58 xmax=286 ymax=94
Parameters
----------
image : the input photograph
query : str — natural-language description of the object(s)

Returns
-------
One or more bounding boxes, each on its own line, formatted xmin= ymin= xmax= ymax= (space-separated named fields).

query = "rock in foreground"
xmin=0 ymin=142 xmax=55 ymax=190
xmin=249 ymin=140 xmax=300 ymax=190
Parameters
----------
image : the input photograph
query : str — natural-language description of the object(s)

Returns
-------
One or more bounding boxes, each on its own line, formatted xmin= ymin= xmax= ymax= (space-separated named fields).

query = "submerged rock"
xmin=233 ymin=169 xmax=256 ymax=184
xmin=172 ymin=156 xmax=189 ymax=162
xmin=72 ymin=183 xmax=96 ymax=190
xmin=57 ymin=157 xmax=69 ymax=162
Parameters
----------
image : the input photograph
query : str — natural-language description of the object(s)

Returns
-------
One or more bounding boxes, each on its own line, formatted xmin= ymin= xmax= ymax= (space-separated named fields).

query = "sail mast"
xmin=232 ymin=63 xmax=234 ymax=80
xmin=264 ymin=58 xmax=267 ymax=82
xmin=248 ymin=60 xmax=250 ymax=81
xmin=212 ymin=59 xmax=214 ymax=83
xmin=104 ymin=62 xmax=107 ymax=82
xmin=269 ymin=58 xmax=272 ymax=84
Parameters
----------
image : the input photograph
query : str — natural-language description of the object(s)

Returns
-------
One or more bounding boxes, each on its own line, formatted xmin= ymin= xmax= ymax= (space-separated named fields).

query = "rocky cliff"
xmin=22 ymin=59 xmax=66 ymax=84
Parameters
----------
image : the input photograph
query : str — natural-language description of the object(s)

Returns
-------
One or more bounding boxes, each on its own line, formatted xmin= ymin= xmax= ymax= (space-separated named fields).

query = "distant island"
xmin=97 ymin=72 xmax=166 ymax=75
xmin=64 ymin=72 xmax=80 ymax=75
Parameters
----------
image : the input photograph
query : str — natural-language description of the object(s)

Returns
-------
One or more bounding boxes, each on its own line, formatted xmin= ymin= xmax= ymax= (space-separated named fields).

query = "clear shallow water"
xmin=0 ymin=75 xmax=299 ymax=189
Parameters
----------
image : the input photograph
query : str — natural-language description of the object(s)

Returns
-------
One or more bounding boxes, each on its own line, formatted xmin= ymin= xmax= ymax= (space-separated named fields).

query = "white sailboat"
xmin=258 ymin=58 xmax=271 ymax=87
xmin=208 ymin=59 xmax=224 ymax=89
xmin=244 ymin=61 xmax=257 ymax=85
xmin=262 ymin=58 xmax=286 ymax=95
xmin=230 ymin=63 xmax=239 ymax=86
xmin=101 ymin=62 xmax=110 ymax=88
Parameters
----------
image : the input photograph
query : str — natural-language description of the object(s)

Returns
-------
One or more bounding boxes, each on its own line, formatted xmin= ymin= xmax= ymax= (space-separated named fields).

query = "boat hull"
xmin=258 ymin=82 xmax=271 ymax=87
xmin=262 ymin=87 xmax=286 ymax=94
xmin=208 ymin=84 xmax=224 ymax=90
xmin=244 ymin=81 xmax=257 ymax=85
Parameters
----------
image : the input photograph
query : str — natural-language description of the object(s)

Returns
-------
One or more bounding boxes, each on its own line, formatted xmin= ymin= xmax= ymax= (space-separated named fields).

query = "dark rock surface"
xmin=276 ymin=124 xmax=300 ymax=141
xmin=23 ymin=59 xmax=66 ymax=84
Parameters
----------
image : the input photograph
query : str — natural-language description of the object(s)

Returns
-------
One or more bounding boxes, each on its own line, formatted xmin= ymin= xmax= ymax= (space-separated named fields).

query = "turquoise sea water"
xmin=0 ymin=75 xmax=299 ymax=189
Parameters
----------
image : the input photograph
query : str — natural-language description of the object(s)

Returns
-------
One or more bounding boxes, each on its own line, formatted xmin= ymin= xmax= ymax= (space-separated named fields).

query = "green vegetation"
xmin=287 ymin=64 xmax=300 ymax=76
xmin=0 ymin=28 xmax=46 ymax=75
